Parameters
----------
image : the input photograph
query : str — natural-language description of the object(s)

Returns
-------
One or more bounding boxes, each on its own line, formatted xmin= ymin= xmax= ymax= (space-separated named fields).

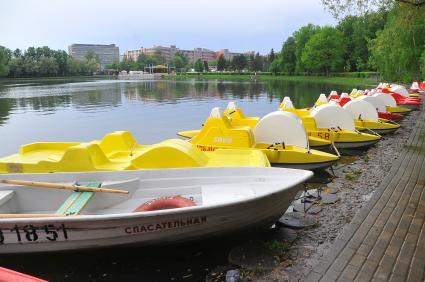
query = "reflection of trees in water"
xmin=122 ymin=80 xmax=271 ymax=102
xmin=71 ymin=83 xmax=122 ymax=110
xmin=0 ymin=80 xmax=354 ymax=122
xmin=0 ymin=99 xmax=14 ymax=126
xmin=263 ymin=80 xmax=350 ymax=108
xmin=14 ymin=95 xmax=72 ymax=113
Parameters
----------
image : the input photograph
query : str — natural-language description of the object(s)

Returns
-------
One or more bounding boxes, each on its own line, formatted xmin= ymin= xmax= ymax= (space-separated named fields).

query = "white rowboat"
xmin=0 ymin=167 xmax=312 ymax=254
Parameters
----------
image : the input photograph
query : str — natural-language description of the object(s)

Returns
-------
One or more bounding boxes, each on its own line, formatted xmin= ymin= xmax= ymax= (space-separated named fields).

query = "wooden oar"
xmin=0 ymin=179 xmax=129 ymax=195
xmin=0 ymin=213 xmax=68 ymax=218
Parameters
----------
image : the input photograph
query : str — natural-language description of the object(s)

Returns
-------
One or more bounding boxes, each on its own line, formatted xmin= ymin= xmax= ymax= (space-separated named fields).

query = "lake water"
xmin=0 ymin=78 xmax=360 ymax=156
xmin=0 ymin=78 xmax=366 ymax=281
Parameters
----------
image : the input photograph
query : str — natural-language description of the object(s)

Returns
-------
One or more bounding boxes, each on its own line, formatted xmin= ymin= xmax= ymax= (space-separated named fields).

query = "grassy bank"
xmin=170 ymin=73 xmax=379 ymax=87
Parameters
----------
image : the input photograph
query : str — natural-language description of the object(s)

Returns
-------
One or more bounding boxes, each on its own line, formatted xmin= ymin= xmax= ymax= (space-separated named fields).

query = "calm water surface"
xmin=0 ymin=79 xmax=357 ymax=156
xmin=0 ymin=78 xmax=365 ymax=281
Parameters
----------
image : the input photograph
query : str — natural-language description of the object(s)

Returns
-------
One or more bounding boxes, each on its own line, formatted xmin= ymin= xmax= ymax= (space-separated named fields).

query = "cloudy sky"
xmin=1 ymin=0 xmax=336 ymax=54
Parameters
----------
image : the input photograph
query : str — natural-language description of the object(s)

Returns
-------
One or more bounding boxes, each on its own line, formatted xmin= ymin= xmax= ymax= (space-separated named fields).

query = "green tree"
xmin=337 ymin=11 xmax=387 ymax=71
xmin=53 ymin=50 xmax=68 ymax=76
xmin=85 ymin=50 xmax=99 ymax=63
xmin=153 ymin=49 xmax=165 ymax=64
xmin=252 ymin=52 xmax=263 ymax=72
xmin=194 ymin=59 xmax=204 ymax=72
xmin=321 ymin=0 xmax=424 ymax=18
xmin=0 ymin=46 xmax=11 ymax=77
xmin=203 ymin=61 xmax=209 ymax=72
xmin=13 ymin=48 xmax=22 ymax=58
xmin=84 ymin=58 xmax=99 ymax=74
xmin=66 ymin=57 xmax=83 ymax=75
xmin=301 ymin=26 xmax=346 ymax=75
xmin=170 ymin=55 xmax=184 ymax=70
xmin=38 ymin=56 xmax=59 ymax=76
xmin=421 ymin=49 xmax=425 ymax=77
xmin=269 ymin=59 xmax=282 ymax=74
xmin=293 ymin=24 xmax=320 ymax=72
xmin=280 ymin=37 xmax=297 ymax=74
xmin=369 ymin=4 xmax=425 ymax=81
xmin=269 ymin=49 xmax=276 ymax=63
xmin=217 ymin=55 xmax=226 ymax=71
xmin=231 ymin=54 xmax=247 ymax=71
xmin=208 ymin=59 xmax=218 ymax=67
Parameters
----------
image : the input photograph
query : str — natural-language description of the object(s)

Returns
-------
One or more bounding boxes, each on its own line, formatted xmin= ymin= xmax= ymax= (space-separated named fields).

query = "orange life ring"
xmin=133 ymin=196 xmax=196 ymax=212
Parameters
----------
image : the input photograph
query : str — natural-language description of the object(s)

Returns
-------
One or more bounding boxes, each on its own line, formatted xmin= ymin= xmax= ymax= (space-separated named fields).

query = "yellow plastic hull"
xmin=307 ymin=129 xmax=380 ymax=149
xmin=195 ymin=143 xmax=339 ymax=170
xmin=0 ymin=131 xmax=271 ymax=174
xmin=354 ymin=120 xmax=400 ymax=134
xmin=386 ymin=106 xmax=411 ymax=114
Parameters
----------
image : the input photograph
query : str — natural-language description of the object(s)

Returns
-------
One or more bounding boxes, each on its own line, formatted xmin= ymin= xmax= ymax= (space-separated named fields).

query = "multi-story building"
xmin=68 ymin=44 xmax=119 ymax=69
xmin=215 ymin=49 xmax=245 ymax=61
xmin=193 ymin=48 xmax=215 ymax=62
xmin=125 ymin=49 xmax=143 ymax=61
xmin=124 ymin=45 xmax=243 ymax=64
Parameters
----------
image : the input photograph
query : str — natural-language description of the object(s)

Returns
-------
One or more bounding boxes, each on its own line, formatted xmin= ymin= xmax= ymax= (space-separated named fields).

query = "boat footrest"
xmin=56 ymin=182 xmax=101 ymax=215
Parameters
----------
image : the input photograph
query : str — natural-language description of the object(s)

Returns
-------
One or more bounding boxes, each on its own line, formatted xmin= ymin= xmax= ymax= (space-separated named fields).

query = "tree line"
xmin=270 ymin=1 xmax=425 ymax=81
xmin=109 ymin=50 xmax=270 ymax=73
xmin=0 ymin=46 xmax=101 ymax=78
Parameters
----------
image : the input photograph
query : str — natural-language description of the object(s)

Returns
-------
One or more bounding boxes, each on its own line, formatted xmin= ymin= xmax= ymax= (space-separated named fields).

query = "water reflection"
xmin=0 ymin=79 xmax=365 ymax=155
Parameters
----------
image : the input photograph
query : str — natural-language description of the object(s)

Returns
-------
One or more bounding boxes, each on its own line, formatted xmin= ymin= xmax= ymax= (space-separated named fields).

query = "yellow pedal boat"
xmin=0 ymin=131 xmax=270 ymax=174
xmin=280 ymin=98 xmax=381 ymax=149
xmin=178 ymin=107 xmax=339 ymax=170
xmin=314 ymin=94 xmax=400 ymax=135
xmin=222 ymin=102 xmax=332 ymax=148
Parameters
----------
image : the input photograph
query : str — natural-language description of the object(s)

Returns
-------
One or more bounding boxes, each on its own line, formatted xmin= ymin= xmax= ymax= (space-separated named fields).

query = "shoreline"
xmin=255 ymin=106 xmax=420 ymax=281
xmin=0 ymin=74 xmax=378 ymax=88
xmin=169 ymin=74 xmax=379 ymax=87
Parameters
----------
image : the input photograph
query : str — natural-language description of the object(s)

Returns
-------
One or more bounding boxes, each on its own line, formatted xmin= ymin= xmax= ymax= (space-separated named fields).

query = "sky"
xmin=0 ymin=0 xmax=337 ymax=55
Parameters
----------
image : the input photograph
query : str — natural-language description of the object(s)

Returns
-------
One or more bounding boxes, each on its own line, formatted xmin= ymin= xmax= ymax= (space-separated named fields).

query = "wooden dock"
xmin=305 ymin=105 xmax=425 ymax=281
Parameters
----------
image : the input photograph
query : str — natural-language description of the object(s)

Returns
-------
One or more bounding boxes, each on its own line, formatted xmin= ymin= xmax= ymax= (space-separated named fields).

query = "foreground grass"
xmin=170 ymin=73 xmax=378 ymax=87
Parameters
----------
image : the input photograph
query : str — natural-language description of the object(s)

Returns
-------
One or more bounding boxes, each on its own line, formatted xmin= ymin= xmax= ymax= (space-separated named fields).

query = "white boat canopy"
xmin=318 ymin=93 xmax=328 ymax=102
xmin=210 ymin=107 xmax=224 ymax=118
xmin=329 ymin=90 xmax=338 ymax=97
xmin=281 ymin=100 xmax=295 ymax=109
xmin=357 ymin=95 xmax=387 ymax=112
xmin=372 ymin=93 xmax=397 ymax=107
xmin=253 ymin=111 xmax=308 ymax=148
xmin=343 ymin=100 xmax=379 ymax=121
xmin=310 ymin=104 xmax=356 ymax=131
xmin=340 ymin=93 xmax=351 ymax=99
xmin=411 ymin=81 xmax=419 ymax=90
xmin=282 ymin=96 xmax=292 ymax=104
xmin=226 ymin=101 xmax=237 ymax=111
xmin=390 ymin=84 xmax=409 ymax=97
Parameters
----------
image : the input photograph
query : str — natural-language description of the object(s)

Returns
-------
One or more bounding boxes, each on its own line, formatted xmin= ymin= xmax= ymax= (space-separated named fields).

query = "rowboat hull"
xmin=0 ymin=167 xmax=310 ymax=254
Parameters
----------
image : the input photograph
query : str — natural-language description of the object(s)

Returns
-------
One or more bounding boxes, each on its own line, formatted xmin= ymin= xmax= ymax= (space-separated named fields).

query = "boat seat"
xmin=0 ymin=190 xmax=14 ymax=207
xmin=56 ymin=182 xmax=101 ymax=215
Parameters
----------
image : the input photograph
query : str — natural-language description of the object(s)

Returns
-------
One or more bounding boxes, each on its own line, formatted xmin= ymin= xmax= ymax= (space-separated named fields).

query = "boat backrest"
xmin=97 ymin=131 xmax=139 ymax=155
xmin=224 ymin=103 xmax=259 ymax=127
xmin=131 ymin=139 xmax=208 ymax=168
xmin=191 ymin=107 xmax=255 ymax=147
xmin=40 ymin=143 xmax=112 ymax=172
